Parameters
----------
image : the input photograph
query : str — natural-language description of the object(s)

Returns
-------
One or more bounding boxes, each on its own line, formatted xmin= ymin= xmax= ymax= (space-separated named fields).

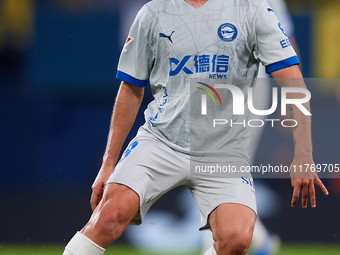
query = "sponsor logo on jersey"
xmin=278 ymin=23 xmax=292 ymax=49
xmin=280 ymin=38 xmax=291 ymax=49
xmin=149 ymin=87 xmax=168 ymax=127
xmin=278 ymin=23 xmax=287 ymax=37
xmin=267 ymin=8 xmax=274 ymax=13
xmin=241 ymin=176 xmax=255 ymax=193
xmin=169 ymin=54 xmax=229 ymax=79
xmin=169 ymin=56 xmax=193 ymax=76
xmin=159 ymin=31 xmax=175 ymax=43
xmin=217 ymin=23 xmax=237 ymax=42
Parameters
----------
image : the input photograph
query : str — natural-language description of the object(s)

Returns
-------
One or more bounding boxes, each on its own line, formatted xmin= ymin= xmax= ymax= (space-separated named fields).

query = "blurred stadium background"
xmin=0 ymin=0 xmax=340 ymax=254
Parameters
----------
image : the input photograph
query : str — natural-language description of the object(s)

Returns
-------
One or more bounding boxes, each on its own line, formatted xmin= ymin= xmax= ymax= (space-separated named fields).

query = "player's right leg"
xmin=63 ymin=183 xmax=139 ymax=255
xmin=82 ymin=183 xmax=139 ymax=247
xmin=63 ymin=130 xmax=189 ymax=255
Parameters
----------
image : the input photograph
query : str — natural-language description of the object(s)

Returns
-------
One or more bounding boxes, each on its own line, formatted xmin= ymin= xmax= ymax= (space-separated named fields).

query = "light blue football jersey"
xmin=116 ymin=0 xmax=298 ymax=163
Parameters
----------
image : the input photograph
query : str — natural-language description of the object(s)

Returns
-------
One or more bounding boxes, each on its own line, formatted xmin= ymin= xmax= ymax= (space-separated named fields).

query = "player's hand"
xmin=90 ymin=165 xmax=113 ymax=211
xmin=290 ymin=159 xmax=328 ymax=208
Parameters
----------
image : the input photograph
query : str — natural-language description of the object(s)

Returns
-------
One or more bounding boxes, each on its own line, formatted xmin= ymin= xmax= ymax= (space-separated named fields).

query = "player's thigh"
xmin=107 ymin=134 xmax=189 ymax=223
xmin=209 ymin=203 xmax=256 ymax=243
xmin=85 ymin=183 xmax=139 ymax=228
xmin=99 ymin=182 xmax=140 ymax=221
xmin=190 ymin=163 xmax=257 ymax=231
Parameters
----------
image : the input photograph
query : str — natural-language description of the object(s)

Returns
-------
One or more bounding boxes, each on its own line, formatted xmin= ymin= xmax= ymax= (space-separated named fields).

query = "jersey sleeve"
xmin=253 ymin=0 xmax=299 ymax=74
xmin=116 ymin=6 xmax=154 ymax=87
xmin=266 ymin=0 xmax=294 ymax=38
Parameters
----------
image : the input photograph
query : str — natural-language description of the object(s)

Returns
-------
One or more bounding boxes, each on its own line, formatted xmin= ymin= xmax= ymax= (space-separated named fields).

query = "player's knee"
xmin=109 ymin=208 xmax=132 ymax=227
xmin=215 ymin=227 xmax=251 ymax=255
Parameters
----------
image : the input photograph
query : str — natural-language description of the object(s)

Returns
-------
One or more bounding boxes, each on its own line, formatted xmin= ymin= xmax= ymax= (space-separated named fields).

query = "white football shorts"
xmin=106 ymin=130 xmax=257 ymax=230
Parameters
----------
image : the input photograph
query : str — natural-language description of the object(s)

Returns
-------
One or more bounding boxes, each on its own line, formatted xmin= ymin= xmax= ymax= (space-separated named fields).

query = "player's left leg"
xmin=190 ymin=163 xmax=257 ymax=255
xmin=209 ymin=203 xmax=256 ymax=255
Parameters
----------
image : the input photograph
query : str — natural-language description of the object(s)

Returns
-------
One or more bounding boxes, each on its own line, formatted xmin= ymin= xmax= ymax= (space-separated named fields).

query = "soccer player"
xmin=63 ymin=0 xmax=328 ymax=254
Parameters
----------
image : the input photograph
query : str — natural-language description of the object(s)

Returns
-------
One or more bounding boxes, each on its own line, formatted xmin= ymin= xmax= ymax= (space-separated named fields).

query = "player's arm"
xmin=90 ymin=81 xmax=144 ymax=211
xmin=271 ymin=65 xmax=328 ymax=208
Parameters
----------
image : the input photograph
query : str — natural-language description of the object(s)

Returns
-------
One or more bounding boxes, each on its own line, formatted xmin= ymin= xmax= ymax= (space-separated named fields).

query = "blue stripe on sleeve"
xmin=265 ymin=56 xmax=300 ymax=74
xmin=116 ymin=71 xmax=149 ymax=87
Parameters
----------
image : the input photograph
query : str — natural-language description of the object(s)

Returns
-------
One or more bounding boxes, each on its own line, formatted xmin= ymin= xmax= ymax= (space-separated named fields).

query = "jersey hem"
xmin=138 ymin=126 xmax=250 ymax=165
xmin=116 ymin=71 xmax=148 ymax=87
xmin=265 ymin=56 xmax=299 ymax=74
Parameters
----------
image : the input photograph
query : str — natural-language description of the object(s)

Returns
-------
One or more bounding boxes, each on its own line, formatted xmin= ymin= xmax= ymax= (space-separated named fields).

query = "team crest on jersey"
xmin=217 ymin=23 xmax=237 ymax=42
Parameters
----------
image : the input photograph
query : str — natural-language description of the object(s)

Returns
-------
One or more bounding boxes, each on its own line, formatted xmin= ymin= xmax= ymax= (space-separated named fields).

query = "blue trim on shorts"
xmin=266 ymin=56 xmax=300 ymax=74
xmin=116 ymin=71 xmax=148 ymax=87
